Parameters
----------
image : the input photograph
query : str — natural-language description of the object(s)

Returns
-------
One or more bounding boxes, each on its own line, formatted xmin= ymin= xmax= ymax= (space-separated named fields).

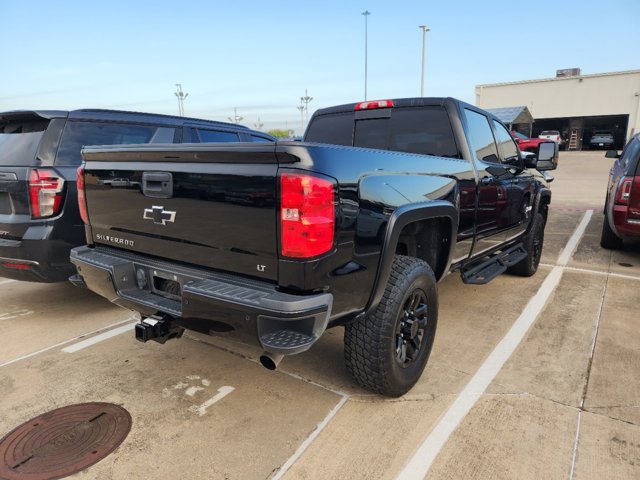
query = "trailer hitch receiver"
xmin=135 ymin=314 xmax=184 ymax=344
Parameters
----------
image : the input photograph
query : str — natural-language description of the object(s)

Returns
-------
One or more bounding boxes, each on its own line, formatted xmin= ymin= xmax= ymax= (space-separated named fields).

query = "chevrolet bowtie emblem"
xmin=143 ymin=206 xmax=176 ymax=225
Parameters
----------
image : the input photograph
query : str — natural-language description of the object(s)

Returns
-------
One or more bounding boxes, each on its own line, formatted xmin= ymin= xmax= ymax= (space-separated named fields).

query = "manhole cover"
xmin=0 ymin=402 xmax=131 ymax=480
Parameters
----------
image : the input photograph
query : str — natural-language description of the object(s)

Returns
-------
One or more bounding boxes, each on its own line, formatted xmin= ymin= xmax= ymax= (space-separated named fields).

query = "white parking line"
xmin=396 ymin=210 xmax=593 ymax=480
xmin=189 ymin=386 xmax=236 ymax=416
xmin=61 ymin=322 xmax=136 ymax=353
xmin=540 ymin=264 xmax=640 ymax=281
xmin=0 ymin=316 xmax=137 ymax=368
xmin=271 ymin=394 xmax=350 ymax=480
xmin=0 ymin=309 xmax=34 ymax=321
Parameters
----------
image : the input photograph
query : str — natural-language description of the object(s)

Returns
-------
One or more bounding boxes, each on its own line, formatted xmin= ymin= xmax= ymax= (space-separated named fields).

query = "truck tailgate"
xmin=82 ymin=144 xmax=279 ymax=281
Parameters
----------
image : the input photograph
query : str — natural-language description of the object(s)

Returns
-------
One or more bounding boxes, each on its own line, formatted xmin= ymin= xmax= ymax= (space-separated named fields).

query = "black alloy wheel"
xmin=395 ymin=290 xmax=429 ymax=368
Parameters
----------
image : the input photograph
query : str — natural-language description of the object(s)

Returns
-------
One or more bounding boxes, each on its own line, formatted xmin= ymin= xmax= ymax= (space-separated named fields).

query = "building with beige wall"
xmin=476 ymin=69 xmax=640 ymax=150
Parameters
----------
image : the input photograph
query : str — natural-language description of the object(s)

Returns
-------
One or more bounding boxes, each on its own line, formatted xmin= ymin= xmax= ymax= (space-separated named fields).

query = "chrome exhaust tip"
xmin=259 ymin=352 xmax=284 ymax=370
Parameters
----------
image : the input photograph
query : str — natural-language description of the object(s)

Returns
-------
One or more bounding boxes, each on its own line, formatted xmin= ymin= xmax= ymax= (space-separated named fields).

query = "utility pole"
xmin=301 ymin=89 xmax=313 ymax=125
xmin=419 ymin=25 xmax=430 ymax=97
xmin=174 ymin=84 xmax=189 ymax=116
xmin=254 ymin=117 xmax=264 ymax=130
xmin=228 ymin=108 xmax=243 ymax=124
xmin=362 ymin=11 xmax=371 ymax=100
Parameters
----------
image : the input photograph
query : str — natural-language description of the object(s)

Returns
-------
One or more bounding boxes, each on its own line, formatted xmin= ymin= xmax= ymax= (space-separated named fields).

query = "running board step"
xmin=461 ymin=243 xmax=527 ymax=285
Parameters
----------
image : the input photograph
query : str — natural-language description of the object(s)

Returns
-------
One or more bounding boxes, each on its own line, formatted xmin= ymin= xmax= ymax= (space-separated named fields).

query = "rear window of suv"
xmin=55 ymin=121 xmax=174 ymax=166
xmin=0 ymin=119 xmax=49 ymax=166
xmin=306 ymin=106 xmax=460 ymax=158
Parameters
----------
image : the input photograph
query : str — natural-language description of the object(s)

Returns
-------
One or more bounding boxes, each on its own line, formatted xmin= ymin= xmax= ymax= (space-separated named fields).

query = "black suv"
xmin=0 ymin=109 xmax=273 ymax=282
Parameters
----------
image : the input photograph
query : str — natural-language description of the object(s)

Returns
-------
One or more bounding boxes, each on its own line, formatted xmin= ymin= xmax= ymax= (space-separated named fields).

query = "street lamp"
xmin=301 ymin=88 xmax=313 ymax=125
xmin=174 ymin=83 xmax=189 ymax=116
xmin=419 ymin=25 xmax=430 ymax=97
xmin=228 ymin=108 xmax=243 ymax=124
xmin=362 ymin=11 xmax=371 ymax=100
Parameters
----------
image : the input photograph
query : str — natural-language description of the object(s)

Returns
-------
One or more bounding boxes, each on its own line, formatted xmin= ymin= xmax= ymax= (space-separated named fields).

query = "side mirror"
xmin=605 ymin=150 xmax=620 ymax=158
xmin=535 ymin=141 xmax=558 ymax=171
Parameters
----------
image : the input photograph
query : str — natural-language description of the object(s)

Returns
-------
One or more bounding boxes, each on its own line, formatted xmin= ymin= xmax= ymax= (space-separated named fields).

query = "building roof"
xmin=476 ymin=69 xmax=640 ymax=88
xmin=485 ymin=106 xmax=533 ymax=125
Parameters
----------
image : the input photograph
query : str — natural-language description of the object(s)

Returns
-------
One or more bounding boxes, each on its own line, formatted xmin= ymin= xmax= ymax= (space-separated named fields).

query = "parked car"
xmin=601 ymin=134 xmax=640 ymax=249
xmin=511 ymin=130 xmax=548 ymax=152
xmin=0 ymin=109 xmax=273 ymax=282
xmin=539 ymin=130 xmax=564 ymax=149
xmin=70 ymin=97 xmax=557 ymax=396
xmin=589 ymin=131 xmax=615 ymax=150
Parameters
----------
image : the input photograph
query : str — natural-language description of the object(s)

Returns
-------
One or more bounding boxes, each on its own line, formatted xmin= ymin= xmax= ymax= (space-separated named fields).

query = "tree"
xmin=266 ymin=129 xmax=295 ymax=139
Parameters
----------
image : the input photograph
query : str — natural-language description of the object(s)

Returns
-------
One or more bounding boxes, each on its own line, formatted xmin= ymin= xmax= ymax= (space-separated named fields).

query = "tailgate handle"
xmin=142 ymin=172 xmax=173 ymax=198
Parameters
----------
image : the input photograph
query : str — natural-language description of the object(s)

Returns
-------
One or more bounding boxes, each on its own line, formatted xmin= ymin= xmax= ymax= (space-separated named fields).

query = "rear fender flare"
xmin=365 ymin=201 xmax=458 ymax=314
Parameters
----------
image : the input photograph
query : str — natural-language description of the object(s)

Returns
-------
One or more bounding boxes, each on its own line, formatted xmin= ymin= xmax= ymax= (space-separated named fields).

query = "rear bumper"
xmin=612 ymin=205 xmax=640 ymax=238
xmin=0 ymin=236 xmax=78 ymax=282
xmin=70 ymin=245 xmax=333 ymax=355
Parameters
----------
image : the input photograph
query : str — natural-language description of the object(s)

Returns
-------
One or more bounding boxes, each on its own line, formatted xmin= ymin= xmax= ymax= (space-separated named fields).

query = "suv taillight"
xmin=628 ymin=176 xmax=640 ymax=219
xmin=28 ymin=168 xmax=65 ymax=219
xmin=76 ymin=166 xmax=89 ymax=225
xmin=615 ymin=177 xmax=633 ymax=205
xmin=280 ymin=172 xmax=335 ymax=258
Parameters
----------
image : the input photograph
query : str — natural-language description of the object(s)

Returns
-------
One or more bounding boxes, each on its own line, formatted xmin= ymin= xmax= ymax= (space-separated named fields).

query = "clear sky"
xmin=1 ymin=0 xmax=639 ymax=134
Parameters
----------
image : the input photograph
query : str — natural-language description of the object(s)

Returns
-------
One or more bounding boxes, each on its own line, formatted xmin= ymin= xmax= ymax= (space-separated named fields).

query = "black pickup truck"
xmin=70 ymin=98 xmax=557 ymax=396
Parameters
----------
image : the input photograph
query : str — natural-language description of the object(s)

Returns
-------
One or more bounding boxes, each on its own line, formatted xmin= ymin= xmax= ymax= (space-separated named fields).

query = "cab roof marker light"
xmin=355 ymin=100 xmax=395 ymax=111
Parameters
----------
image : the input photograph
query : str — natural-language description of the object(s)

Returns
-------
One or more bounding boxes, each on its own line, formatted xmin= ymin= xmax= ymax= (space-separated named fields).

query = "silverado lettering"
xmin=95 ymin=234 xmax=135 ymax=247
xmin=70 ymin=97 xmax=558 ymax=397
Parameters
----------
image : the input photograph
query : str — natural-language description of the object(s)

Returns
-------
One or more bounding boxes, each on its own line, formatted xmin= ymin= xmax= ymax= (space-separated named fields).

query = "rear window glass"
xmin=620 ymin=138 xmax=640 ymax=175
xmin=56 ymin=121 xmax=172 ymax=166
xmin=540 ymin=131 xmax=559 ymax=135
xmin=358 ymin=107 xmax=459 ymax=158
xmin=0 ymin=119 xmax=48 ymax=166
xmin=305 ymin=112 xmax=353 ymax=146
xmin=307 ymin=107 xmax=460 ymax=158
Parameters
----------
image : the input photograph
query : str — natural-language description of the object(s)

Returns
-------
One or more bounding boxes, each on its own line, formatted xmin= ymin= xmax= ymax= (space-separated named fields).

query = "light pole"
xmin=362 ymin=10 xmax=371 ymax=100
xmin=419 ymin=25 xmax=430 ymax=97
xmin=174 ymin=83 xmax=189 ymax=116
xmin=301 ymin=88 xmax=313 ymax=125
xmin=254 ymin=117 xmax=264 ymax=130
xmin=228 ymin=108 xmax=243 ymax=124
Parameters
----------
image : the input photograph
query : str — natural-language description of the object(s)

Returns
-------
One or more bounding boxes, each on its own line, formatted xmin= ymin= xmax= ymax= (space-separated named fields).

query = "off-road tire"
xmin=344 ymin=255 xmax=438 ymax=397
xmin=600 ymin=212 xmax=623 ymax=249
xmin=509 ymin=212 xmax=545 ymax=276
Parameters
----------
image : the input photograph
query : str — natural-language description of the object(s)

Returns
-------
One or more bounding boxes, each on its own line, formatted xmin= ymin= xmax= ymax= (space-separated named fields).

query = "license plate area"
xmin=150 ymin=269 xmax=182 ymax=301
xmin=0 ymin=192 xmax=11 ymax=214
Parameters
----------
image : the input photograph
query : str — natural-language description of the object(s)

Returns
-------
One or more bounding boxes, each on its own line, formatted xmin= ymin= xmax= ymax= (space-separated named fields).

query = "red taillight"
xmin=280 ymin=173 xmax=335 ymax=258
xmin=628 ymin=176 xmax=640 ymax=219
xmin=355 ymin=100 xmax=394 ymax=110
xmin=1 ymin=262 xmax=31 ymax=270
xmin=76 ymin=166 xmax=89 ymax=225
xmin=615 ymin=177 xmax=633 ymax=205
xmin=29 ymin=168 xmax=65 ymax=219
